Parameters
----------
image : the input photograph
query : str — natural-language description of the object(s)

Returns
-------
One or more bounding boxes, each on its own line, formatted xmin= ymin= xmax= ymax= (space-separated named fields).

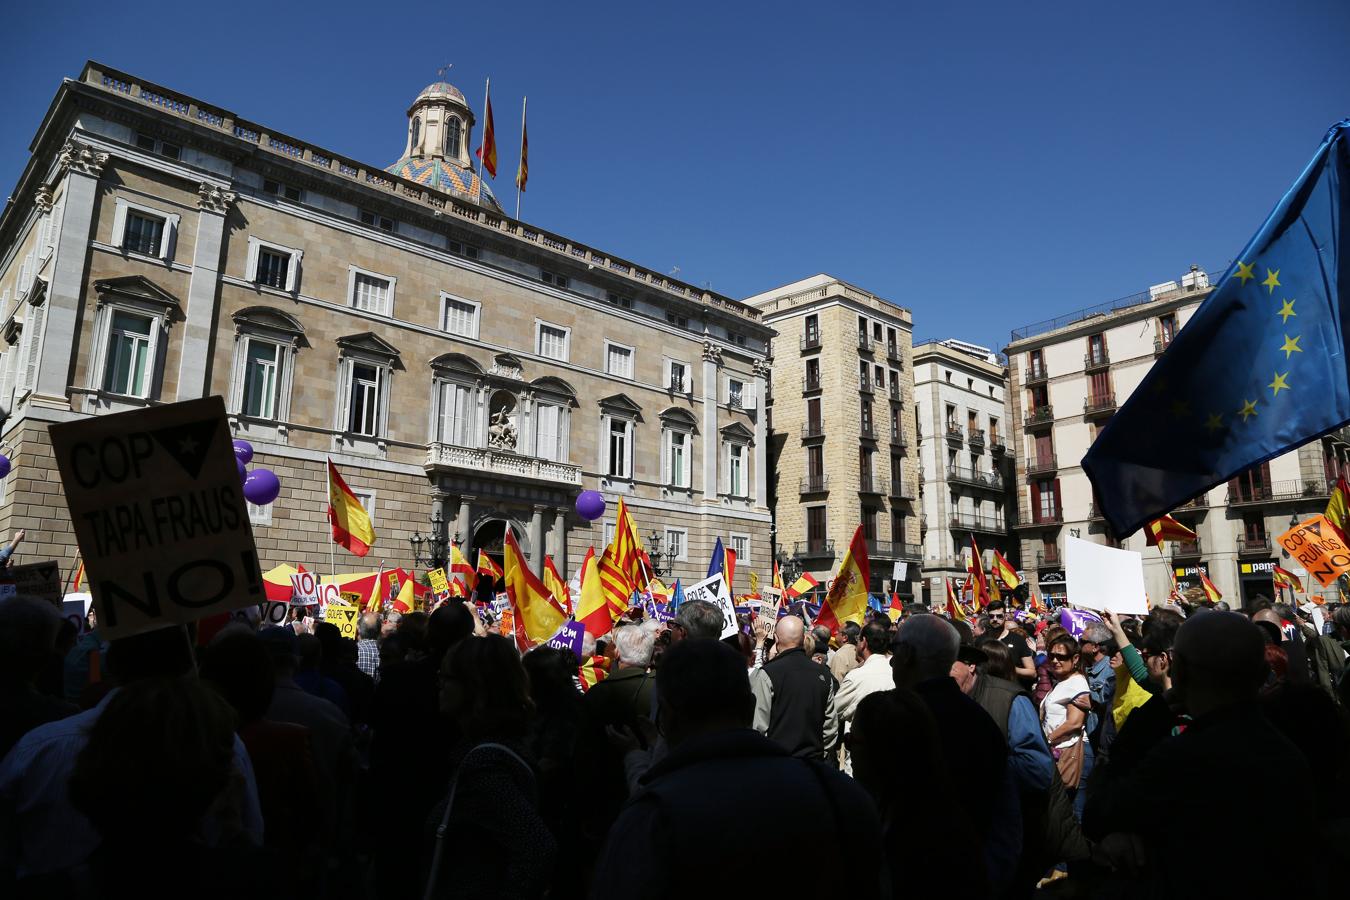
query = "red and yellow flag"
xmin=1325 ymin=477 xmax=1350 ymax=543
xmin=450 ymin=542 xmax=476 ymax=594
xmin=1145 ymin=515 xmax=1197 ymax=549
xmin=543 ymin=555 xmax=571 ymax=616
xmin=817 ymin=526 xmax=870 ymax=631
xmin=578 ymin=655 xmax=608 ymax=692
xmin=991 ymin=550 xmax=1021 ymax=590
xmin=613 ymin=499 xmax=647 ymax=587
xmin=515 ymin=97 xmax=528 ymax=193
xmin=477 ymin=549 xmax=504 ymax=581
xmin=477 ymin=80 xmax=498 ymax=178
xmin=503 ymin=529 xmax=565 ymax=653
xmin=598 ymin=544 xmax=633 ymax=619
xmin=785 ymin=572 xmax=820 ymax=599
xmin=945 ymin=578 xmax=966 ymax=623
xmin=888 ymin=590 xmax=904 ymax=623
xmin=1273 ymin=564 xmax=1304 ymax=593
xmin=72 ymin=559 xmax=86 ymax=593
xmin=772 ymin=561 xmax=785 ymax=593
xmin=1198 ymin=571 xmax=1223 ymax=603
xmin=327 ymin=459 xmax=375 ymax=557
xmin=968 ymin=536 xmax=990 ymax=609
xmin=575 ymin=547 xmax=613 ymax=638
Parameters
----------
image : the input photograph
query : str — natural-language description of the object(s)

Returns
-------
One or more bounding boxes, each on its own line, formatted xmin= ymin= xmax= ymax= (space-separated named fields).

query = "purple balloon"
xmin=0 ymin=455 xmax=10 ymax=479
xmin=575 ymin=490 xmax=606 ymax=522
xmin=243 ymin=468 xmax=281 ymax=505
xmin=236 ymin=457 xmax=247 ymax=480
xmin=233 ymin=439 xmax=254 ymax=465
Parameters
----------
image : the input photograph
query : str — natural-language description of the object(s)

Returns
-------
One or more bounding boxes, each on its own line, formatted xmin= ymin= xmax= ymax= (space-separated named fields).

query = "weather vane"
xmin=437 ymin=63 xmax=453 ymax=78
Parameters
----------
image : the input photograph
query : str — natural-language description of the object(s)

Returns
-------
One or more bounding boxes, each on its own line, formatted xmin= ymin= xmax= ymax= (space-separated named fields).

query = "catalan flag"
xmin=476 ymin=79 xmax=498 ymax=179
xmin=599 ymin=543 xmax=635 ymax=621
xmin=477 ymin=549 xmax=504 ymax=581
xmin=1198 ymin=571 xmax=1223 ymax=603
xmin=1145 ymin=515 xmax=1198 ymax=549
xmin=543 ymin=555 xmax=571 ymax=616
xmin=613 ymin=499 xmax=647 ymax=586
xmin=503 ymin=529 xmax=565 ymax=652
xmin=327 ymin=459 xmax=375 ymax=557
xmin=515 ymin=96 xmax=528 ymax=193
xmin=991 ymin=550 xmax=1021 ymax=590
xmin=576 ymin=547 xmax=614 ymax=638
xmin=578 ymin=655 xmax=608 ymax=692
xmin=785 ymin=572 xmax=820 ymax=599
xmin=816 ymin=526 xmax=870 ymax=632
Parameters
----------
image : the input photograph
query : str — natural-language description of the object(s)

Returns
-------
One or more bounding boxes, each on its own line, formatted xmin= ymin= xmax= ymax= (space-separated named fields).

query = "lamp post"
xmin=646 ymin=530 xmax=674 ymax=578
xmin=409 ymin=509 xmax=450 ymax=571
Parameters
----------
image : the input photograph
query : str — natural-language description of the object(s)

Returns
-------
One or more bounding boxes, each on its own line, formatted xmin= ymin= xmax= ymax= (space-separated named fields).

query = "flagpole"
xmin=476 ymin=77 xmax=490 ymax=206
xmin=515 ymin=95 xmax=526 ymax=220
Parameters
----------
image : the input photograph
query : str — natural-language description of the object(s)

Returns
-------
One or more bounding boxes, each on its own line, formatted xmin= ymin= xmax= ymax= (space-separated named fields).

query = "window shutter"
xmin=338 ymin=361 xmax=353 ymax=432
xmin=285 ymin=250 xmax=302 ymax=292
xmin=742 ymin=383 xmax=757 ymax=410
xmin=1053 ymin=478 xmax=1062 ymax=520
xmin=536 ymin=403 xmax=558 ymax=460
xmin=22 ymin=305 xmax=44 ymax=392
xmin=111 ymin=200 xmax=128 ymax=250
xmin=161 ymin=214 xmax=181 ymax=261
xmin=1030 ymin=480 xmax=1041 ymax=523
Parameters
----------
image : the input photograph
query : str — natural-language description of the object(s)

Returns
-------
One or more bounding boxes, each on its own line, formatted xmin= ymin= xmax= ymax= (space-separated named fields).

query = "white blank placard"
xmin=1065 ymin=536 xmax=1148 ymax=615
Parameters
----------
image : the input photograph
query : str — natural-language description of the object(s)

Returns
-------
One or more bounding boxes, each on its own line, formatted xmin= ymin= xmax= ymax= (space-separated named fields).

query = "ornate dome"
xmin=385 ymin=156 xmax=500 ymax=210
xmin=416 ymin=81 xmax=467 ymax=106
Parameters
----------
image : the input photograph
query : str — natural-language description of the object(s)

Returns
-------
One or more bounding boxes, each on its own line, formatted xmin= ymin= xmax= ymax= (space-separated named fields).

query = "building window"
xmin=134 ymin=133 xmax=180 ymax=160
xmin=730 ymin=533 xmax=750 ymax=565
xmin=263 ymin=179 xmax=302 ymax=201
xmin=861 ymin=401 xmax=873 ymax=434
xmin=728 ymin=331 xmax=746 ymax=347
xmin=807 ymin=507 xmax=827 ymax=543
xmin=862 ymin=508 xmax=878 ymax=540
xmin=807 ymin=398 xmax=822 ymax=433
xmin=1159 ymin=313 xmax=1178 ymax=348
xmin=726 ymin=441 xmax=746 ymax=496
xmin=606 ymin=416 xmax=632 ymax=479
xmin=607 ymin=292 xmax=633 ymax=309
xmin=534 ymin=401 xmax=567 ymax=462
xmin=359 ymin=209 xmax=397 ymax=233
xmin=804 ymin=314 xmax=820 ymax=343
xmin=727 ymin=378 xmax=745 ymax=409
xmin=1028 ymin=349 xmax=1045 ymax=379
xmin=348 ymin=363 xmax=382 ymax=436
xmin=441 ymin=295 xmax=480 ymax=339
xmin=666 ymin=312 xmax=688 ymax=329
xmin=890 ymin=407 xmax=901 ymax=441
xmin=667 ymin=359 xmax=689 ymax=393
xmin=445 ymin=117 xmax=462 ymax=156
xmin=435 ymin=380 xmax=475 ymax=446
xmin=604 ymin=520 xmax=617 ymax=549
xmin=537 ymin=322 xmax=570 ymax=361
xmin=807 ymin=444 xmax=824 ymax=478
xmin=805 ymin=358 xmax=821 ymax=391
xmin=448 ymin=240 xmax=480 ymax=260
xmin=606 ymin=342 xmax=634 ymax=379
xmin=664 ymin=528 xmax=688 ymax=561
xmin=666 ymin=428 xmax=690 ymax=488
xmin=541 ymin=270 xmax=568 ymax=289
xmin=1087 ymin=333 xmax=1107 ymax=366
xmin=411 ymin=116 xmax=422 ymax=148
xmin=247 ymin=501 xmax=272 ymax=527
xmin=241 ymin=338 xmax=283 ymax=419
xmin=990 ymin=417 xmax=1000 ymax=444
xmin=102 ymin=311 xmax=154 ymax=397
xmin=349 ymin=268 xmax=394 ymax=315
xmin=112 ymin=198 xmax=179 ymax=261
xmin=246 ymin=238 xmax=301 ymax=292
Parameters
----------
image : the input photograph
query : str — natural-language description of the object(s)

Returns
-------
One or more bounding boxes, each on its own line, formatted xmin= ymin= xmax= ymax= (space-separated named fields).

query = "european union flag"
xmin=707 ymin=536 xmax=726 ymax=580
xmin=1084 ymin=120 xmax=1350 ymax=536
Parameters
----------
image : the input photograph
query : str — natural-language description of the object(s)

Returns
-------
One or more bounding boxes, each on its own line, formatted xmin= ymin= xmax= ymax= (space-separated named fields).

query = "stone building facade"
xmin=0 ymin=62 xmax=774 ymax=588
xmin=913 ymin=339 xmax=1016 ymax=604
xmin=1005 ymin=267 xmax=1349 ymax=606
xmin=747 ymin=276 xmax=920 ymax=598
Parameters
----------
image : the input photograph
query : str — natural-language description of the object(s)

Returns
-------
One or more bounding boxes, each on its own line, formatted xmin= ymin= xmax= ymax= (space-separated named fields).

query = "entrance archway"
xmin=470 ymin=517 xmax=529 ymax=595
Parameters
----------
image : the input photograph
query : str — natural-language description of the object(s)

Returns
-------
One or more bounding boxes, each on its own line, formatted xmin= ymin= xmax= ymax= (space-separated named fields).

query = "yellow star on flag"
xmin=1278 ymin=299 xmax=1296 ymax=323
xmin=1279 ymin=334 xmax=1302 ymax=359
xmin=1170 ymin=398 xmax=1191 ymax=418
xmin=1234 ymin=261 xmax=1256 ymax=284
xmin=1238 ymin=398 xmax=1258 ymax=422
xmin=1262 ymin=268 xmax=1281 ymax=293
xmin=1203 ymin=412 xmax=1224 ymax=435
xmin=1269 ymin=371 xmax=1290 ymax=397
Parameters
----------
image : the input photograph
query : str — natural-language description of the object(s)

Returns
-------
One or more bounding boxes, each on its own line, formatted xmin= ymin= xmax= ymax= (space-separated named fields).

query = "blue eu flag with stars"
xmin=1085 ymin=119 xmax=1350 ymax=537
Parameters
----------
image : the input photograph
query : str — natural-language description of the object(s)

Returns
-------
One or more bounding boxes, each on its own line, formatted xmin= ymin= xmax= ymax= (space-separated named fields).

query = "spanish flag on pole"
xmin=816 ymin=525 xmax=870 ymax=631
xmin=450 ymin=542 xmax=476 ymax=594
xmin=968 ymin=535 xmax=990 ymax=609
xmin=502 ymin=529 xmax=565 ymax=653
xmin=575 ymin=546 xmax=614 ymax=638
xmin=327 ymin=459 xmax=375 ymax=557
xmin=991 ymin=550 xmax=1021 ymax=590
xmin=1198 ymin=571 xmax=1223 ymax=603
xmin=1145 ymin=515 xmax=1198 ymax=549
xmin=945 ymin=578 xmax=966 ymax=623
xmin=477 ymin=549 xmax=504 ymax=581
xmin=785 ymin=572 xmax=819 ymax=599
xmin=1324 ymin=477 xmax=1350 ymax=544
xmin=543 ymin=555 xmax=571 ymax=616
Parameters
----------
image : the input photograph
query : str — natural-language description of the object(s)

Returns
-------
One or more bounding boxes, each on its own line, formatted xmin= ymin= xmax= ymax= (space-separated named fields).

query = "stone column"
xmin=701 ymin=341 xmax=721 ymax=501
xmin=553 ymin=507 xmax=568 ymax=577
xmin=34 ymin=142 xmax=107 ymax=405
xmin=176 ymin=183 xmax=235 ymax=399
xmin=530 ymin=504 xmax=547 ymax=577
xmin=753 ymin=359 xmax=769 ymax=508
xmin=456 ymin=495 xmax=475 ymax=546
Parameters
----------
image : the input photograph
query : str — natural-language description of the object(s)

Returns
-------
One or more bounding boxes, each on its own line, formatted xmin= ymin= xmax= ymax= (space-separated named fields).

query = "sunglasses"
xmin=1048 ymin=652 xmax=1073 ymax=662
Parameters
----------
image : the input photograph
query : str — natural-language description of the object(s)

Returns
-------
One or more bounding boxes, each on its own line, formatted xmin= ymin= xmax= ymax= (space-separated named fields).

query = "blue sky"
xmin=2 ymin=0 xmax=1347 ymax=351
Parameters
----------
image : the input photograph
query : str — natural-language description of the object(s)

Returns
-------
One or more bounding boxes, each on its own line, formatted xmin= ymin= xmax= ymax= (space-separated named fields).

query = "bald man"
xmin=749 ymin=616 xmax=839 ymax=761
xmin=1093 ymin=612 xmax=1316 ymax=896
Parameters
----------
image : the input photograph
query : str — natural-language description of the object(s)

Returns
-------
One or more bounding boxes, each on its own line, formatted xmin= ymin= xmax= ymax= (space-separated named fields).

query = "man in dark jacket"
xmin=592 ymin=639 xmax=882 ymax=899
xmin=749 ymin=616 xmax=838 ymax=759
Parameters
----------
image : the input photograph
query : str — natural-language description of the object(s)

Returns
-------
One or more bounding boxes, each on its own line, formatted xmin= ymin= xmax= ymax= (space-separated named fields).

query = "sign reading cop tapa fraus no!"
xmin=50 ymin=396 xmax=265 ymax=640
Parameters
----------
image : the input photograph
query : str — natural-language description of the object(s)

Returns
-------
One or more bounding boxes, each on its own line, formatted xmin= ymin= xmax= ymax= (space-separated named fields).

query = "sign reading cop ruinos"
xmin=50 ymin=396 xmax=264 ymax=640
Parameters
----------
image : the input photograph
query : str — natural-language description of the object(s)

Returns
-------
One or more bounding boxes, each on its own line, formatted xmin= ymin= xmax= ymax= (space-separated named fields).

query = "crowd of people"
xmin=1 ymin=584 xmax=1349 ymax=899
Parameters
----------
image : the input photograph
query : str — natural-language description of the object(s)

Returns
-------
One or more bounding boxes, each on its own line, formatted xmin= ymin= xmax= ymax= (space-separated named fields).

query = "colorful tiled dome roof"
xmin=416 ymin=81 xmax=467 ymax=106
xmin=385 ymin=156 xmax=501 ymax=210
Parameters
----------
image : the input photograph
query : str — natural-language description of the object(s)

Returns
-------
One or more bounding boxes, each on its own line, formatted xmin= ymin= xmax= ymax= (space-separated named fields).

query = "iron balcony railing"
xmin=801 ymin=333 xmax=822 ymax=352
xmin=947 ymin=465 xmax=1004 ymax=490
xmin=1226 ymin=479 xmax=1331 ymax=505
xmin=949 ymin=512 xmax=1006 ymax=533
xmin=1236 ymin=535 xmax=1272 ymax=555
xmin=1026 ymin=454 xmax=1058 ymax=476
xmin=794 ymin=539 xmax=835 ymax=558
xmin=799 ymin=474 xmax=829 ymax=493
xmin=1025 ymin=405 xmax=1054 ymax=429
xmin=1084 ymin=350 xmax=1110 ymax=371
xmin=1084 ymin=393 xmax=1117 ymax=416
xmin=801 ymin=421 xmax=825 ymax=439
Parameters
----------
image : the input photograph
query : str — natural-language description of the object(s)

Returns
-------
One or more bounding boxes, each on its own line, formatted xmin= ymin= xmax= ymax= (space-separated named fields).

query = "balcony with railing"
xmin=426 ymin=443 xmax=582 ymax=485
xmin=949 ymin=511 xmax=1006 ymax=534
xmin=1084 ymin=350 xmax=1111 ymax=371
xmin=1084 ymin=393 xmax=1117 ymax=417
xmin=1026 ymin=454 xmax=1058 ymax=476
xmin=860 ymin=422 xmax=877 ymax=440
xmin=1237 ymin=534 xmax=1272 ymax=556
xmin=802 ymin=372 xmax=822 ymax=392
xmin=857 ymin=333 xmax=873 ymax=353
xmin=1024 ymin=365 xmax=1048 ymax=386
xmin=859 ymin=474 xmax=882 ymax=495
xmin=890 ymin=479 xmax=917 ymax=500
xmin=1227 ymin=479 xmax=1330 ymax=505
xmin=989 ymin=435 xmax=1007 ymax=454
xmin=968 ymin=428 xmax=986 ymax=452
xmin=890 ymin=429 xmax=907 ymax=449
xmin=1037 ymin=549 xmax=1062 ymax=568
xmin=945 ymin=424 xmax=964 ymax=446
xmin=800 ymin=474 xmax=830 ymax=493
xmin=1154 ymin=336 xmax=1172 ymax=356
xmin=947 ymin=465 xmax=1003 ymax=491
xmin=794 ymin=539 xmax=835 ymax=559
xmin=1171 ymin=538 xmax=1203 ymax=558
xmin=1024 ymin=405 xmax=1054 ymax=429
xmin=1017 ymin=505 xmax=1064 ymax=528
xmin=669 ymin=373 xmax=688 ymax=393
xmin=801 ymin=421 xmax=825 ymax=439
xmin=1089 ymin=504 xmax=1103 ymax=521
xmin=859 ymin=373 xmax=874 ymax=394
xmin=801 ymin=332 xmax=822 ymax=352
xmin=888 ymin=382 xmax=900 ymax=400
xmin=886 ymin=343 xmax=902 ymax=364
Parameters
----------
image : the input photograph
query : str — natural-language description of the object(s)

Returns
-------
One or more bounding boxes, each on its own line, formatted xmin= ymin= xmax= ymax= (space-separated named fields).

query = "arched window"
xmin=411 ymin=116 xmax=422 ymax=150
xmin=444 ymin=117 xmax=461 ymax=157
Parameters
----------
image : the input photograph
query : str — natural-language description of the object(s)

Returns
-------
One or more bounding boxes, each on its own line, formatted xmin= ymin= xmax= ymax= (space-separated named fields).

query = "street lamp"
xmin=775 ymin=545 xmax=802 ymax=586
xmin=647 ymin=530 xmax=674 ymax=577
xmin=409 ymin=509 xmax=450 ymax=571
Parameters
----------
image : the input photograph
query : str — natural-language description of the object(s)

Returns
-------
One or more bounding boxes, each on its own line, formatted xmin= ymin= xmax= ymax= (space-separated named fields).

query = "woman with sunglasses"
xmin=1039 ymin=633 xmax=1093 ymax=822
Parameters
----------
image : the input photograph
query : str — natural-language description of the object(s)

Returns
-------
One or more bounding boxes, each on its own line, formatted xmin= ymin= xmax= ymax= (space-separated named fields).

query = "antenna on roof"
xmin=436 ymin=63 xmax=454 ymax=78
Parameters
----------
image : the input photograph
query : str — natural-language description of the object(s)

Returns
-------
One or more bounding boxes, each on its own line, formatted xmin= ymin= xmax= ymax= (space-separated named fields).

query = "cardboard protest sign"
xmin=0 ymin=561 xmax=63 ymax=607
xmin=1064 ymin=536 xmax=1147 ymax=615
xmin=428 ymin=567 xmax=450 ymax=596
xmin=683 ymin=573 xmax=738 ymax=639
xmin=544 ymin=619 xmax=585 ymax=658
xmin=259 ymin=600 xmax=290 ymax=626
xmin=1277 ymin=515 xmax=1350 ymax=586
xmin=50 ymin=396 xmax=264 ymax=640
xmin=290 ymin=571 xmax=320 ymax=606
xmin=340 ymin=590 xmax=363 ymax=606
xmin=324 ymin=602 xmax=359 ymax=639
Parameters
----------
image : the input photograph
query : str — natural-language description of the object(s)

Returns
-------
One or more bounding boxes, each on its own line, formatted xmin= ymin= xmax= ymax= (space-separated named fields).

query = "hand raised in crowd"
xmin=11 ymin=528 xmax=24 ymax=547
